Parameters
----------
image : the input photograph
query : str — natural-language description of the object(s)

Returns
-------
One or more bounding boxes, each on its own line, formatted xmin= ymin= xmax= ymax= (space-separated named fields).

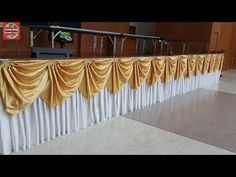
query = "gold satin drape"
xmin=0 ymin=54 xmax=224 ymax=116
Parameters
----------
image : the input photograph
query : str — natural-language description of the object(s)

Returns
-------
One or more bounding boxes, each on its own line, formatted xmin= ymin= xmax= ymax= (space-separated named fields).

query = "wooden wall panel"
xmin=80 ymin=22 xmax=136 ymax=58
xmin=209 ymin=22 xmax=236 ymax=70
xmin=0 ymin=26 xmax=80 ymax=58
xmin=156 ymin=22 xmax=212 ymax=41
xmin=0 ymin=26 xmax=30 ymax=58
xmin=156 ymin=22 xmax=212 ymax=55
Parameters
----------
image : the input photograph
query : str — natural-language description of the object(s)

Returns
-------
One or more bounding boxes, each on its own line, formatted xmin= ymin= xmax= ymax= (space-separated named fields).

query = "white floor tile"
xmin=12 ymin=117 xmax=233 ymax=155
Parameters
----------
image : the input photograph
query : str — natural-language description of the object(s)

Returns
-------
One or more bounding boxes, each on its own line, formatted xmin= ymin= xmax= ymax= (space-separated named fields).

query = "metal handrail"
xmin=30 ymin=25 xmax=164 ymax=57
xmin=29 ymin=25 xmax=208 ymax=57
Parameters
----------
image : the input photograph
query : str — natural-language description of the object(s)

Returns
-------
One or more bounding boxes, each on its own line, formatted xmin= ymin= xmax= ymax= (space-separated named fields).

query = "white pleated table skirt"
xmin=0 ymin=71 xmax=221 ymax=154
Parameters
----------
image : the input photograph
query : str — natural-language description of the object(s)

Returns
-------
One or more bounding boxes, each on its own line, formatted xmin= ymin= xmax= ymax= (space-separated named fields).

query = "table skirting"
xmin=0 ymin=71 xmax=221 ymax=154
xmin=0 ymin=54 xmax=223 ymax=154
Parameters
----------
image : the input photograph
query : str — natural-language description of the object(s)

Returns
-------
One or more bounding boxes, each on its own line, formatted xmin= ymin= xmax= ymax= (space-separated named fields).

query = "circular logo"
xmin=3 ymin=23 xmax=20 ymax=40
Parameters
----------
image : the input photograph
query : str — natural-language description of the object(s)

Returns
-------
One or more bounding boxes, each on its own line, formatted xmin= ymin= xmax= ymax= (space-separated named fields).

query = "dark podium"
xmin=31 ymin=47 xmax=73 ymax=59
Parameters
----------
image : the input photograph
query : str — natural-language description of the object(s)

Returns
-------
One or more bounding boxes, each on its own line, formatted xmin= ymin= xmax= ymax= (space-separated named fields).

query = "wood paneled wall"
xmin=156 ymin=22 xmax=212 ymax=55
xmin=0 ymin=26 xmax=80 ymax=58
xmin=0 ymin=23 xmax=137 ymax=59
xmin=209 ymin=22 xmax=236 ymax=70
xmin=0 ymin=26 xmax=31 ymax=58
xmin=80 ymin=22 xmax=136 ymax=57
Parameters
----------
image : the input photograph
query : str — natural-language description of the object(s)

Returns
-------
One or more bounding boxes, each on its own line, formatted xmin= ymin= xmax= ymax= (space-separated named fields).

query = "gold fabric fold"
xmin=40 ymin=60 xmax=85 ymax=108
xmin=146 ymin=57 xmax=166 ymax=86
xmin=208 ymin=55 xmax=216 ymax=73
xmin=128 ymin=57 xmax=151 ymax=90
xmin=78 ymin=59 xmax=112 ymax=99
xmin=106 ymin=58 xmax=134 ymax=94
xmin=0 ymin=54 xmax=224 ymax=116
xmin=203 ymin=55 xmax=211 ymax=74
xmin=195 ymin=55 xmax=205 ymax=76
xmin=213 ymin=54 xmax=221 ymax=72
xmin=219 ymin=54 xmax=224 ymax=71
xmin=0 ymin=60 xmax=49 ymax=115
xmin=161 ymin=56 xmax=178 ymax=83
xmin=175 ymin=56 xmax=188 ymax=80
xmin=185 ymin=55 xmax=196 ymax=78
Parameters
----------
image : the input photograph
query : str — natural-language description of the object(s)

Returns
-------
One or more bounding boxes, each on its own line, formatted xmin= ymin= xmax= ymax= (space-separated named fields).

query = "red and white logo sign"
xmin=3 ymin=22 xmax=20 ymax=40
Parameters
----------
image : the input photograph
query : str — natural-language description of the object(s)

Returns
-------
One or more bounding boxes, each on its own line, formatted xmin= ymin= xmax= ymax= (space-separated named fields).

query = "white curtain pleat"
xmin=0 ymin=71 xmax=221 ymax=154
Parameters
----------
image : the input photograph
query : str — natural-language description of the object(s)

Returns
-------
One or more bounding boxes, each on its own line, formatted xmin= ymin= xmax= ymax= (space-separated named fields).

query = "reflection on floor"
xmin=125 ymin=89 xmax=236 ymax=153
xmin=125 ymin=69 xmax=236 ymax=153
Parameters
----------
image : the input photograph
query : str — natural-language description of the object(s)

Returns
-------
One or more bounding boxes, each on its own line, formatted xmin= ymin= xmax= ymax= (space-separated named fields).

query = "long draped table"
xmin=0 ymin=54 xmax=224 ymax=154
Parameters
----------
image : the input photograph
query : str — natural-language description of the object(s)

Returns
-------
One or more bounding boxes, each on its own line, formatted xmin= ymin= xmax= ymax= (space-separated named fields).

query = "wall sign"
xmin=2 ymin=22 xmax=20 ymax=40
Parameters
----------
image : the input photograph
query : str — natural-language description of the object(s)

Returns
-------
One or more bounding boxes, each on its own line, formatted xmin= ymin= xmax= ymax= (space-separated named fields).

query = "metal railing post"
xmin=160 ymin=40 xmax=164 ymax=55
xmin=113 ymin=36 xmax=116 ymax=57
xmin=51 ymin=30 xmax=54 ymax=48
xmin=100 ymin=36 xmax=104 ymax=56
xmin=93 ymin=35 xmax=97 ymax=56
xmin=30 ymin=31 xmax=33 ymax=47
xmin=142 ymin=39 xmax=146 ymax=55
xmin=136 ymin=39 xmax=139 ymax=55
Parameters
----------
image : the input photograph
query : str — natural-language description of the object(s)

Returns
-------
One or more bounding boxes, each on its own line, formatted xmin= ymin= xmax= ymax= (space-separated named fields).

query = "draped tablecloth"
xmin=0 ymin=54 xmax=224 ymax=154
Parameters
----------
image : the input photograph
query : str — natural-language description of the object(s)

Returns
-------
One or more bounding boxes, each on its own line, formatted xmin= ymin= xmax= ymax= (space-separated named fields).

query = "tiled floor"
xmin=11 ymin=69 xmax=236 ymax=155
xmin=205 ymin=69 xmax=236 ymax=94
xmin=12 ymin=117 xmax=233 ymax=155
xmin=125 ymin=89 xmax=236 ymax=153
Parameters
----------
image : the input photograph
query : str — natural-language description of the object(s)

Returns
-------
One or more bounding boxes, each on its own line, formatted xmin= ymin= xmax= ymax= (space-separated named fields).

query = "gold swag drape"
xmin=0 ymin=54 xmax=224 ymax=116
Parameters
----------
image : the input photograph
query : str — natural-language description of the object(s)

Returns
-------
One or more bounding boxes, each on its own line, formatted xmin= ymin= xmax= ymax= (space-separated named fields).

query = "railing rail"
xmin=29 ymin=25 xmax=210 ymax=57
